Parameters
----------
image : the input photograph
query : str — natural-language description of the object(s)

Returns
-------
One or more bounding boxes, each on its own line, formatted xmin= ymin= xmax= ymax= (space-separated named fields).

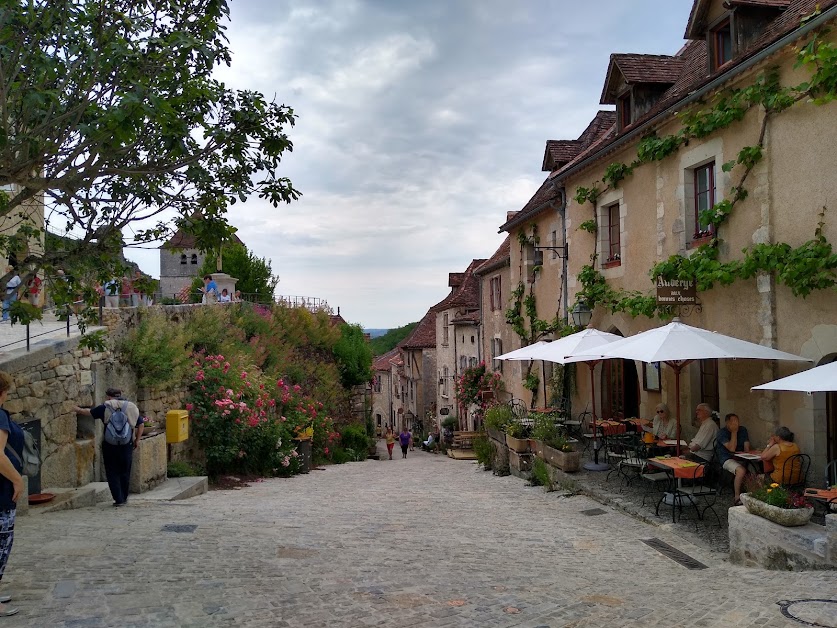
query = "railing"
xmin=0 ymin=303 xmax=83 ymax=353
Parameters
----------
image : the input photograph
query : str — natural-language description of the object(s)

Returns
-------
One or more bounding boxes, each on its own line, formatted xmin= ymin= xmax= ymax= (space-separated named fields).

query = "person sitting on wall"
xmin=716 ymin=413 xmax=750 ymax=505
xmin=218 ymin=288 xmax=231 ymax=303
xmin=421 ymin=432 xmax=435 ymax=451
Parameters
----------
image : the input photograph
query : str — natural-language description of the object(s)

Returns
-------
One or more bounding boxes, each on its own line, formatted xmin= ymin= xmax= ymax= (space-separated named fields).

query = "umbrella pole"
xmin=674 ymin=365 xmax=682 ymax=457
xmin=583 ymin=360 xmax=609 ymax=471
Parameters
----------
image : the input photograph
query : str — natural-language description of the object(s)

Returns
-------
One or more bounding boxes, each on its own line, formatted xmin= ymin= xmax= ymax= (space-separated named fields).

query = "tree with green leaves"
xmin=190 ymin=244 xmax=278 ymax=303
xmin=0 ymin=0 xmax=299 ymax=324
xmin=333 ymin=324 xmax=373 ymax=388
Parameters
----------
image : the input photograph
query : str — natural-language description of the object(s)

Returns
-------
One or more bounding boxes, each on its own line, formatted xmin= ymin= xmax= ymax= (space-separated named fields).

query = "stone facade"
xmin=159 ymin=247 xmax=205 ymax=299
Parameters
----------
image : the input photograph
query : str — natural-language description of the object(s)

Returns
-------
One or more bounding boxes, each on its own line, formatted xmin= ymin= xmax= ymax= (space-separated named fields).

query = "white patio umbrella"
xmin=571 ymin=320 xmax=812 ymax=455
xmin=528 ymin=329 xmax=624 ymax=471
xmin=495 ymin=341 xmax=550 ymax=361
xmin=752 ymin=360 xmax=837 ymax=392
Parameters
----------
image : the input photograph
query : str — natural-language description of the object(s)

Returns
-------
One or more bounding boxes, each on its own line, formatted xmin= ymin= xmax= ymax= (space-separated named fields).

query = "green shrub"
xmin=117 ymin=310 xmax=191 ymax=389
xmin=330 ymin=447 xmax=351 ymax=464
xmin=340 ymin=423 xmax=371 ymax=453
xmin=473 ymin=433 xmax=493 ymax=469
xmin=484 ymin=404 xmax=514 ymax=432
xmin=441 ymin=416 xmax=458 ymax=430
xmin=167 ymin=461 xmax=196 ymax=477
xmin=184 ymin=306 xmax=235 ymax=355
xmin=530 ymin=457 xmax=553 ymax=491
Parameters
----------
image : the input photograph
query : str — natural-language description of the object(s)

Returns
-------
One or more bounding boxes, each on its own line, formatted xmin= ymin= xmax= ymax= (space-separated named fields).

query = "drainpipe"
xmin=547 ymin=182 xmax=568 ymax=324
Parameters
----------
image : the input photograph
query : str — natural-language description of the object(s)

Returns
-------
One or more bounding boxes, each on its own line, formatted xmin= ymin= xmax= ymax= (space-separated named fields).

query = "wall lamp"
xmin=533 ymin=244 xmax=568 ymax=266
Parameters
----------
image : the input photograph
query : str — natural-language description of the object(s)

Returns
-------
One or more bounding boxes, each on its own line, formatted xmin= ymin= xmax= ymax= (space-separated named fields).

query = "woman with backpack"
xmin=74 ymin=388 xmax=142 ymax=507
xmin=0 ymin=371 xmax=24 ymax=616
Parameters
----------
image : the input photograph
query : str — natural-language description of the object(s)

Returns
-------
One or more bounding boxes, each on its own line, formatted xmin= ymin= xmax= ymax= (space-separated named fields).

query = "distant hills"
xmin=364 ymin=329 xmax=389 ymax=338
xmin=367 ymin=322 xmax=419 ymax=356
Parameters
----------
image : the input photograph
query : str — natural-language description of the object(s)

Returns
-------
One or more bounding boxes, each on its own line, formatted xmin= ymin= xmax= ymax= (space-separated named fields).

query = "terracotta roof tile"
xmin=542 ymin=140 xmax=582 ymax=171
xmin=475 ymin=236 xmax=511 ymax=275
xmin=600 ymin=54 xmax=684 ymax=104
xmin=398 ymin=309 xmax=437 ymax=350
xmin=687 ymin=0 xmax=790 ymax=39
xmin=373 ymin=348 xmax=400 ymax=371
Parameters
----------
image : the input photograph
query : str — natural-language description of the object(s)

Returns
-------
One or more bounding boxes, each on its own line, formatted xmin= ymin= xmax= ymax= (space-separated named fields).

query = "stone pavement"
xmin=0 ymin=310 xmax=82 ymax=359
xmin=4 ymin=444 xmax=836 ymax=628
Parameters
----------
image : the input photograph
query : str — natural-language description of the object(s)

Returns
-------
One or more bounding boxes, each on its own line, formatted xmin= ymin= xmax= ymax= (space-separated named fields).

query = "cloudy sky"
xmin=127 ymin=0 xmax=694 ymax=328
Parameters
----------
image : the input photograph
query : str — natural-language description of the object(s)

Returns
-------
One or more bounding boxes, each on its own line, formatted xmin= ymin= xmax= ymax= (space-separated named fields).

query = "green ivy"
xmin=573 ymin=29 xmax=837 ymax=317
xmin=578 ymin=219 xmax=597 ymax=233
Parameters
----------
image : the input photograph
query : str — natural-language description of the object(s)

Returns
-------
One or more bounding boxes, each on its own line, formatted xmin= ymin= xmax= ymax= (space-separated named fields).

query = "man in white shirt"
xmin=1 ymin=267 xmax=21 ymax=322
xmin=686 ymin=403 xmax=718 ymax=462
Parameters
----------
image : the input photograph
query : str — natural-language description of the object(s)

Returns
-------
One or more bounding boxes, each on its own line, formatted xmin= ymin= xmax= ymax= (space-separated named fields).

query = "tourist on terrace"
xmin=685 ymin=403 xmax=718 ymax=463
xmin=761 ymin=426 xmax=801 ymax=485
xmin=201 ymin=275 xmax=218 ymax=304
xmin=218 ymin=288 xmax=231 ymax=303
xmin=398 ymin=427 xmax=411 ymax=459
xmin=647 ymin=403 xmax=677 ymax=439
xmin=716 ymin=413 xmax=750 ymax=505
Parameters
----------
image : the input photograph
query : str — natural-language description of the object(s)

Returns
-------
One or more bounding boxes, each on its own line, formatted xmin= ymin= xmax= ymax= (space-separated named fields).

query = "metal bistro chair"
xmin=610 ymin=434 xmax=648 ymax=492
xmin=826 ymin=459 xmax=837 ymax=488
xmin=780 ymin=453 xmax=811 ymax=492
xmin=604 ymin=433 xmax=633 ymax=483
xmin=564 ymin=405 xmax=590 ymax=451
xmin=674 ymin=461 xmax=721 ymax=529
xmin=508 ymin=398 xmax=528 ymax=423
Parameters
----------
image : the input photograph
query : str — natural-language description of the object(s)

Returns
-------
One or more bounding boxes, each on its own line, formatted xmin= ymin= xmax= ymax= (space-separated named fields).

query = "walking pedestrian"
xmin=74 ymin=389 xmax=143 ymax=506
xmin=385 ymin=427 xmax=395 ymax=460
xmin=1 ymin=268 xmax=20 ymax=322
xmin=398 ymin=427 xmax=410 ymax=459
xmin=0 ymin=371 xmax=24 ymax=616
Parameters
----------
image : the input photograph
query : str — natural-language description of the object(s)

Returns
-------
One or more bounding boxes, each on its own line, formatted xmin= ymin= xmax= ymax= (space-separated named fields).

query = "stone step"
xmin=23 ymin=476 xmax=207 ymax=515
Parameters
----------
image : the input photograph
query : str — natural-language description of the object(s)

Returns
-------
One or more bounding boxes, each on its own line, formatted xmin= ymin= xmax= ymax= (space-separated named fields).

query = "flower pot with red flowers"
xmin=740 ymin=481 xmax=813 ymax=527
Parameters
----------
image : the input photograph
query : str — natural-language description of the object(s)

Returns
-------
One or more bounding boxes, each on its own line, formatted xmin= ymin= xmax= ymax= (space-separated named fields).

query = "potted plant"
xmin=484 ymin=404 xmax=513 ymax=443
xmin=541 ymin=434 xmax=580 ymax=472
xmin=740 ymin=480 xmax=814 ymax=527
xmin=504 ymin=418 xmax=530 ymax=453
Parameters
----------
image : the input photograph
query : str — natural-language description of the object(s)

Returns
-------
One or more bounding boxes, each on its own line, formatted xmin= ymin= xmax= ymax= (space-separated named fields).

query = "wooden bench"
xmin=452 ymin=431 xmax=479 ymax=449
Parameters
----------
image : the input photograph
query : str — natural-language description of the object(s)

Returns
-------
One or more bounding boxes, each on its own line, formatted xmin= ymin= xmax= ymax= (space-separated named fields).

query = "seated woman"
xmin=648 ymin=403 xmax=677 ymax=439
xmin=760 ymin=426 xmax=801 ymax=485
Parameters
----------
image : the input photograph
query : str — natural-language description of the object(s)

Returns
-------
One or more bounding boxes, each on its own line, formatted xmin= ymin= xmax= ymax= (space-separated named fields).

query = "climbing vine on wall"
xmin=505 ymin=224 xmax=578 ymax=406
xmin=572 ymin=26 xmax=837 ymax=316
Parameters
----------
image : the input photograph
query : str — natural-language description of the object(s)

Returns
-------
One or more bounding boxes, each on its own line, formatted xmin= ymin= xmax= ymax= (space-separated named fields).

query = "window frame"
xmin=492 ymin=338 xmax=503 ymax=373
xmin=442 ymin=313 xmax=449 ymax=346
xmin=489 ymin=276 xmax=501 ymax=311
xmin=711 ymin=17 xmax=733 ymax=71
xmin=617 ymin=91 xmax=632 ymax=131
xmin=693 ymin=161 xmax=716 ymax=240
xmin=603 ymin=202 xmax=621 ymax=267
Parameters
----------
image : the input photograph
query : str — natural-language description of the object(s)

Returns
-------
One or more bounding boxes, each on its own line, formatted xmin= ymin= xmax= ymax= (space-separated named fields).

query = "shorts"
xmin=723 ymin=458 xmax=743 ymax=474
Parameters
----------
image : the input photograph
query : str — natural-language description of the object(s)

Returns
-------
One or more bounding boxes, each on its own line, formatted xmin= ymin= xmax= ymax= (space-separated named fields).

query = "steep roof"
xmin=161 ymin=227 xmax=244 ymax=250
xmin=475 ymin=236 xmax=511 ymax=275
xmin=542 ymin=140 xmax=583 ymax=171
xmin=444 ymin=259 xmax=486 ymax=310
xmin=398 ymin=309 xmax=437 ymax=350
xmin=373 ymin=348 xmax=400 ymax=372
xmin=600 ymin=54 xmax=684 ymax=104
xmin=686 ymin=0 xmax=790 ymax=39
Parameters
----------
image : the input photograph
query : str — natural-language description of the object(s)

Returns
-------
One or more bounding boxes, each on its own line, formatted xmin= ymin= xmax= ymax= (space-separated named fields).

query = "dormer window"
xmin=711 ymin=18 xmax=733 ymax=70
xmin=617 ymin=92 xmax=632 ymax=130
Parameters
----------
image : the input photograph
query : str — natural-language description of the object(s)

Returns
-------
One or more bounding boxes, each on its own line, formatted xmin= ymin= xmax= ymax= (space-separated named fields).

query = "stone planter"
xmin=486 ymin=427 xmax=505 ymax=443
xmin=531 ymin=439 xmax=544 ymax=459
xmin=740 ymin=493 xmax=814 ymax=527
xmin=541 ymin=444 xmax=580 ymax=473
xmin=505 ymin=434 xmax=529 ymax=453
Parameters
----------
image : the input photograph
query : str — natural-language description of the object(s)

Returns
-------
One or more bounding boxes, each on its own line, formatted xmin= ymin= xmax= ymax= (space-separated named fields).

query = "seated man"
xmin=716 ymin=413 xmax=750 ymax=505
xmin=421 ymin=432 xmax=435 ymax=451
xmin=685 ymin=403 xmax=718 ymax=463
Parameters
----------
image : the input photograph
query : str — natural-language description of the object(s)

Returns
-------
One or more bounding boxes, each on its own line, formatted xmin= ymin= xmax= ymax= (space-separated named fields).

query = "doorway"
xmin=601 ymin=359 xmax=640 ymax=419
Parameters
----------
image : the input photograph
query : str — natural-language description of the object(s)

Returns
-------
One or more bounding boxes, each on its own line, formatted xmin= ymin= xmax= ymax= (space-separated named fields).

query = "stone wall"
xmin=2 ymin=337 xmax=106 ymax=490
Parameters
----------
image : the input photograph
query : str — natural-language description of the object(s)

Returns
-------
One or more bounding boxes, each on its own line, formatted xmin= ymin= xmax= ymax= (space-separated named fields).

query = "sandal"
xmin=733 ymin=498 xmax=742 ymax=506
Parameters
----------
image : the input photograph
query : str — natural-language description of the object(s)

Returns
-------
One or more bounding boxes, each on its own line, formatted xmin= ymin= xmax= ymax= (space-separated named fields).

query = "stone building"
xmin=371 ymin=349 xmax=399 ymax=435
xmin=434 ymin=259 xmax=485 ymax=430
xmin=397 ymin=309 xmax=438 ymax=436
xmin=475 ymin=236 xmax=521 ymax=403
xmin=499 ymin=0 xmax=837 ymax=478
xmin=158 ymin=227 xmax=243 ymax=299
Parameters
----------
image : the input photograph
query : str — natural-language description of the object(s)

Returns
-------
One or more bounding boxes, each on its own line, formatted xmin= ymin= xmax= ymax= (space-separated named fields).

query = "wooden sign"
xmin=440 ymin=407 xmax=450 ymax=416
xmin=656 ymin=277 xmax=697 ymax=305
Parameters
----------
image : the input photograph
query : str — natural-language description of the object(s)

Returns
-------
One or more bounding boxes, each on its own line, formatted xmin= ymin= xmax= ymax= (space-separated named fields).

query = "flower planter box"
xmin=486 ymin=427 xmax=505 ymax=443
xmin=531 ymin=439 xmax=544 ymax=459
xmin=541 ymin=444 xmax=580 ymax=473
xmin=505 ymin=434 xmax=529 ymax=453
xmin=740 ymin=493 xmax=814 ymax=527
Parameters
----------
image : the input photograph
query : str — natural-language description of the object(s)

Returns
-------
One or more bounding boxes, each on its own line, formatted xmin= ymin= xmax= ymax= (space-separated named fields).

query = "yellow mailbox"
xmin=166 ymin=409 xmax=189 ymax=443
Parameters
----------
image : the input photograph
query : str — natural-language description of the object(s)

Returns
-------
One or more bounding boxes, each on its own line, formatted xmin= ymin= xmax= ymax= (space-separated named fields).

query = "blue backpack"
xmin=104 ymin=401 xmax=133 ymax=446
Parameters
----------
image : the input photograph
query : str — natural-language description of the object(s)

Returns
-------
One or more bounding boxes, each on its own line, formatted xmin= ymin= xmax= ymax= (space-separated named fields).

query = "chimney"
xmin=506 ymin=211 xmax=519 ymax=222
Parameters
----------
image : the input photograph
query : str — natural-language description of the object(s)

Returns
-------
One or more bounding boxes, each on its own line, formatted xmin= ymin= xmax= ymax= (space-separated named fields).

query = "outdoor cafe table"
xmin=732 ymin=450 xmax=767 ymax=474
xmin=803 ymin=488 xmax=837 ymax=518
xmin=646 ymin=456 xmax=705 ymax=522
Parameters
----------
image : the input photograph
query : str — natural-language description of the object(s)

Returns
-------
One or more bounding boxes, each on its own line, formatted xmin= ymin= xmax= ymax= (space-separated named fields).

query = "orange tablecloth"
xmin=647 ymin=457 xmax=705 ymax=479
xmin=804 ymin=488 xmax=837 ymax=502
xmin=596 ymin=420 xmax=626 ymax=436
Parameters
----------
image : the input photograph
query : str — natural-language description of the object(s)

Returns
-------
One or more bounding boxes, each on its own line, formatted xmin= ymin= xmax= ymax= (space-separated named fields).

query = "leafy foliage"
xmin=193 ymin=245 xmax=279 ymax=303
xmin=333 ymin=324 xmax=373 ymax=388
xmin=117 ymin=310 xmax=192 ymax=389
xmin=368 ymin=322 xmax=418 ymax=356
xmin=0 ymin=0 xmax=299 ymax=329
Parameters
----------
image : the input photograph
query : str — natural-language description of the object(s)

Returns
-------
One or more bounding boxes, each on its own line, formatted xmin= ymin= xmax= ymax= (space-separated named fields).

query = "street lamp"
xmin=571 ymin=301 xmax=593 ymax=328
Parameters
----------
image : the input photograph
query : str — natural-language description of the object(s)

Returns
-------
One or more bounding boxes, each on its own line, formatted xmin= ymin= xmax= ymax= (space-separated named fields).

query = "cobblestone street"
xmin=5 ymin=446 xmax=836 ymax=627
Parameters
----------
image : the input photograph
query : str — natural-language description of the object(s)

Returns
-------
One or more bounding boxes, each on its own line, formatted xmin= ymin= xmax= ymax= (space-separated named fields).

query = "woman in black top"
xmin=0 ymin=371 xmax=24 ymax=616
